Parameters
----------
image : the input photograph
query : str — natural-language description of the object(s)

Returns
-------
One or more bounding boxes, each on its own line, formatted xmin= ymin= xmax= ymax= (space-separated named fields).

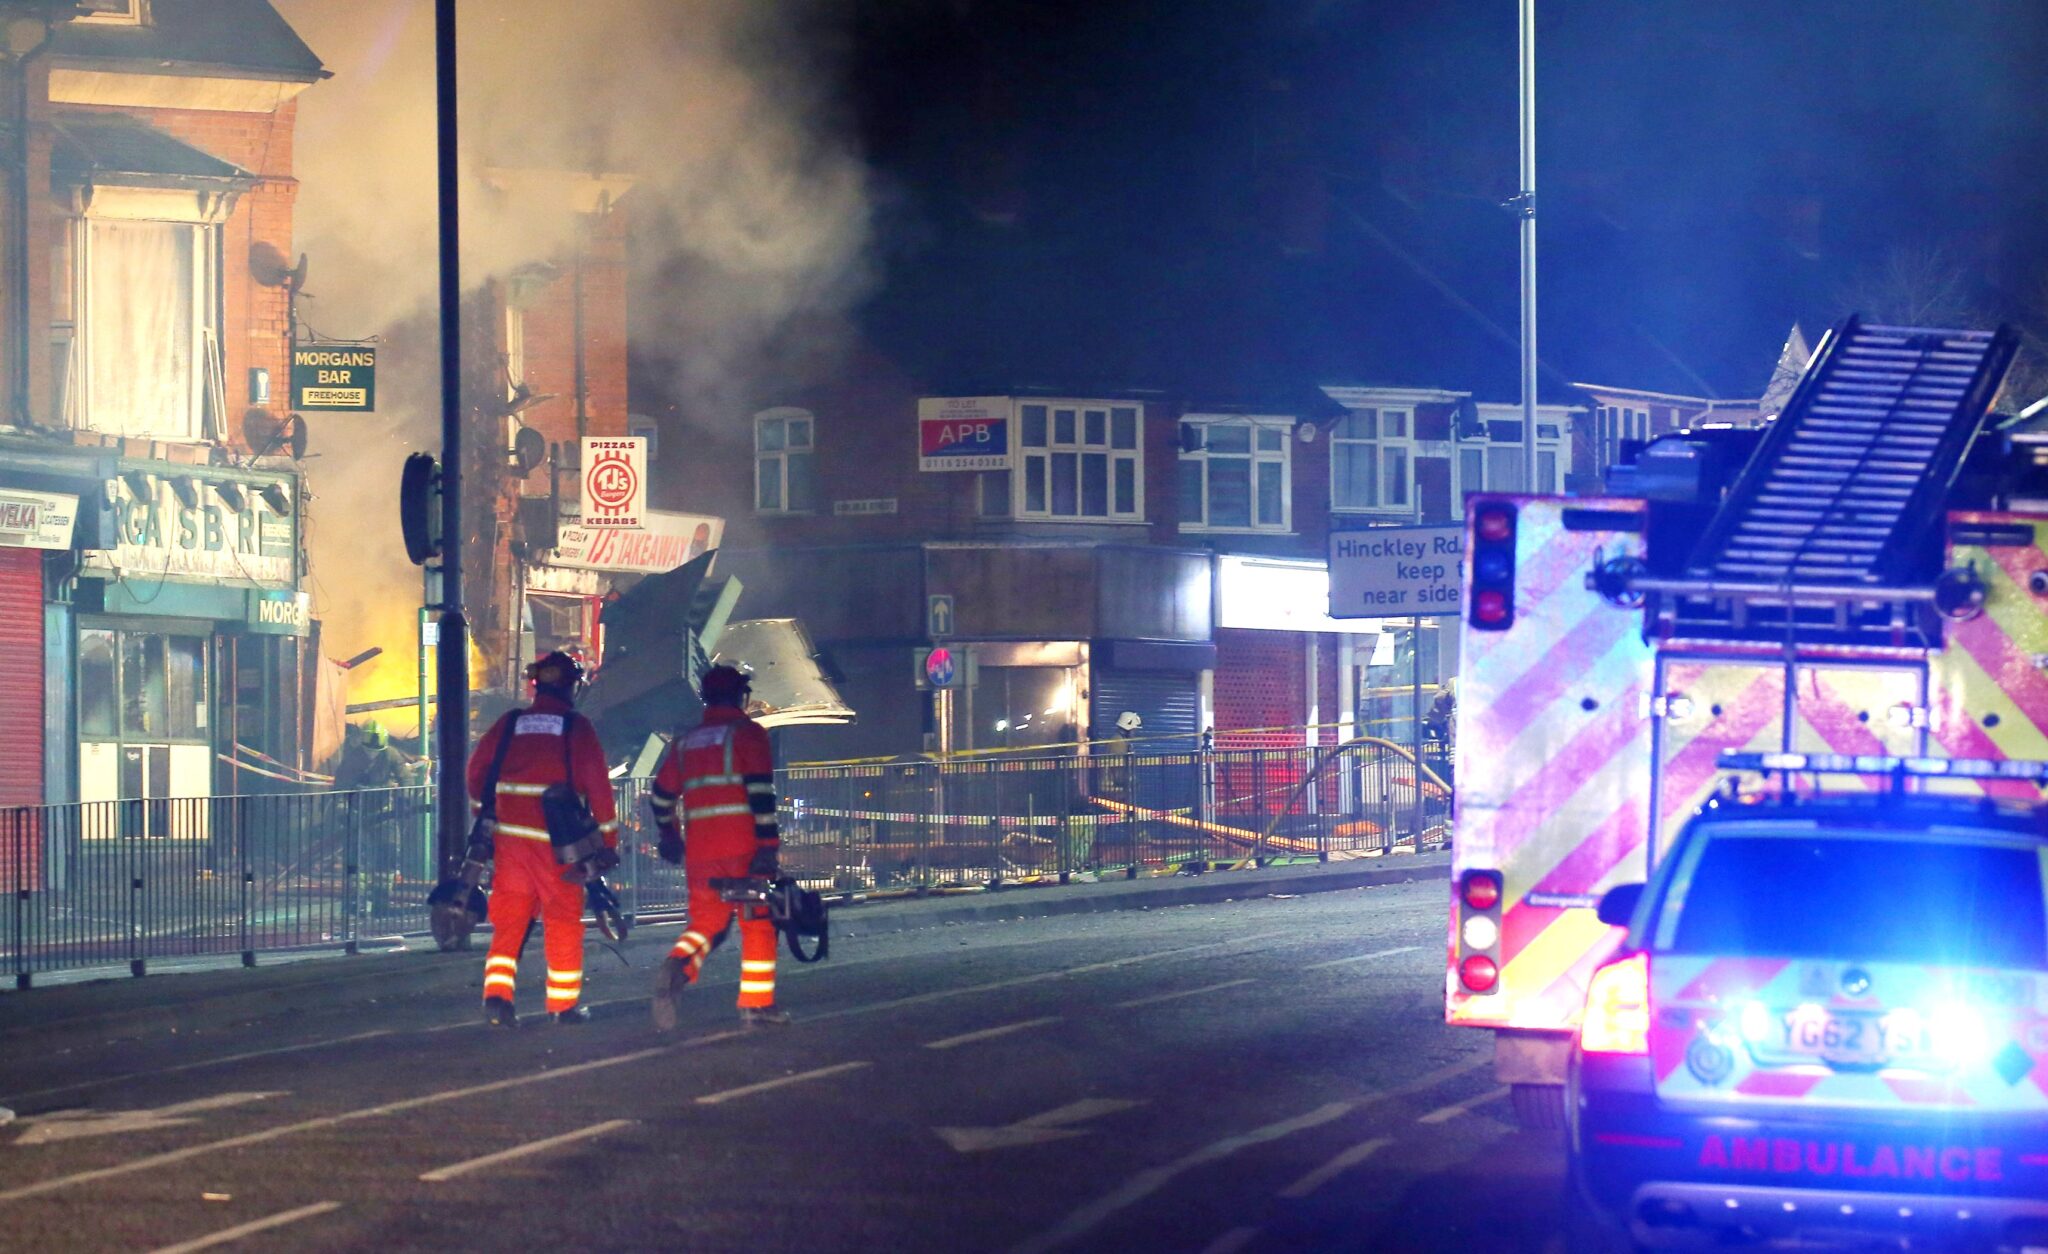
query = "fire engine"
xmin=1446 ymin=315 xmax=2040 ymax=1125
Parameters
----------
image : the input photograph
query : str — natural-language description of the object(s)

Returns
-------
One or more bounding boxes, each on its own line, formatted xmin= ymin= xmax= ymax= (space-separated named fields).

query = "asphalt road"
xmin=0 ymin=879 xmax=1570 ymax=1253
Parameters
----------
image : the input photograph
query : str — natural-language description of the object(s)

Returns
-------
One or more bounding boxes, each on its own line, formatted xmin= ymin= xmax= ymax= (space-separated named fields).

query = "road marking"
xmin=935 ymin=1098 xmax=1144 ymax=1153
xmin=1417 ymin=1086 xmax=1510 ymax=1125
xmin=696 ymin=1061 xmax=870 ymax=1106
xmin=14 ymin=1092 xmax=285 ymax=1146
xmin=1114 ymin=978 xmax=1253 ymax=1010
xmin=805 ymin=934 xmax=1288 ymax=1027
xmin=1013 ymin=1052 xmax=1489 ymax=1254
xmin=0 ymin=1043 xmax=681 ymax=1204
xmin=1011 ymin=1101 xmax=1353 ymax=1254
xmin=2 ymin=1032 xmax=394 ymax=1105
xmin=1301 ymin=945 xmax=1424 ymax=971
xmin=924 ymin=1016 xmax=1063 ymax=1050
xmin=1278 ymin=1135 xmax=1393 ymax=1198
xmin=147 ymin=1200 xmax=340 ymax=1253
xmin=420 ymin=1119 xmax=634 ymax=1182
xmin=1198 ymin=1226 xmax=1262 ymax=1254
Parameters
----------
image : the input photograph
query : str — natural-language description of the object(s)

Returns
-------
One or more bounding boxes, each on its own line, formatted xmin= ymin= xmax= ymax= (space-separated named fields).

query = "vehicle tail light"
xmin=1467 ymin=501 xmax=1516 ymax=632
xmin=1458 ymin=954 xmax=1499 ymax=992
xmin=1580 ymin=952 xmax=1651 ymax=1055
xmin=1454 ymin=870 xmax=1504 ymax=996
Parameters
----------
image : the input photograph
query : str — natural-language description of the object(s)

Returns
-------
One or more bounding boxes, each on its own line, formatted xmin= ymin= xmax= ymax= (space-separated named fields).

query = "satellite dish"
xmin=283 ymin=414 xmax=308 ymax=459
xmin=242 ymin=408 xmax=280 ymax=453
xmin=511 ymin=424 xmax=546 ymax=475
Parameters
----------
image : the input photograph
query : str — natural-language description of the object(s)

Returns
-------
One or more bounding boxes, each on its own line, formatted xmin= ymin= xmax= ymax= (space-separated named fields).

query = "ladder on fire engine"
xmin=1683 ymin=316 xmax=2017 ymax=593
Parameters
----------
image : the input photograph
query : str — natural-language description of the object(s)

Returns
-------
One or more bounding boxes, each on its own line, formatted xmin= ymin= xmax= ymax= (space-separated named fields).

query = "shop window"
xmin=1017 ymin=402 xmax=1142 ymax=521
xmin=72 ymin=217 xmax=216 ymax=441
xmin=754 ymin=408 xmax=817 ymax=513
xmin=80 ymin=628 xmax=209 ymax=745
xmin=1179 ymin=415 xmax=1291 ymax=532
xmin=1331 ymin=407 xmax=1414 ymax=513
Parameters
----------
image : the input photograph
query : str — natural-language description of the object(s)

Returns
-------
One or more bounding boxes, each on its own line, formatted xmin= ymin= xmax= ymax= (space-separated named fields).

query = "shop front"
xmin=74 ymin=461 xmax=305 ymax=813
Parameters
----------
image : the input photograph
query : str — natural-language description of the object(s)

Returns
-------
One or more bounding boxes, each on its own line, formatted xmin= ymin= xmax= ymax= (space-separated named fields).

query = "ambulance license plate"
xmin=1775 ymin=1011 xmax=1917 ymax=1066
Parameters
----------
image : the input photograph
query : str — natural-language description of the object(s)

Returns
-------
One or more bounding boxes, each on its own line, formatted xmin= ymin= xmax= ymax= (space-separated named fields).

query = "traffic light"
xmin=399 ymin=453 xmax=440 ymax=566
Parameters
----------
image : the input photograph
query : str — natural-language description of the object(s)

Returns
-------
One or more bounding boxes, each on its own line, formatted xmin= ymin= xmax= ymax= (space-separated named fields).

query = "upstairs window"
xmin=1017 ymin=402 xmax=1142 ymax=521
xmin=69 ymin=218 xmax=215 ymax=441
xmin=1331 ymin=407 xmax=1413 ymax=512
xmin=754 ymin=408 xmax=817 ymax=513
xmin=77 ymin=0 xmax=150 ymax=25
xmin=1179 ymin=415 xmax=1290 ymax=531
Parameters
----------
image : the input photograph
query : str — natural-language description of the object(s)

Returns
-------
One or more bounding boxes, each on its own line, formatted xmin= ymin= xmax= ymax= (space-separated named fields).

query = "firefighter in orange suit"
xmin=648 ymin=664 xmax=787 ymax=1030
xmin=468 ymin=651 xmax=619 ymax=1027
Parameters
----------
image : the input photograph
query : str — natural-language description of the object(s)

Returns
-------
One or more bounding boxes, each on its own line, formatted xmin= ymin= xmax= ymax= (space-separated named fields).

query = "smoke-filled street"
xmin=0 ymin=880 xmax=1579 ymax=1254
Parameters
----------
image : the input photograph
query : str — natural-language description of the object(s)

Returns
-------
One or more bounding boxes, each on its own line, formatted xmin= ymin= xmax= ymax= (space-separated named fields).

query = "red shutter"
xmin=1212 ymin=628 xmax=1305 ymax=748
xmin=0 ymin=548 xmax=41 ymax=890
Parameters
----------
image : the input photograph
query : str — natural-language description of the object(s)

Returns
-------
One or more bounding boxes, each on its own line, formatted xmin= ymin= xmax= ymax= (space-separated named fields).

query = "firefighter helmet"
xmin=527 ymin=650 xmax=586 ymax=698
xmin=700 ymin=663 xmax=752 ymax=706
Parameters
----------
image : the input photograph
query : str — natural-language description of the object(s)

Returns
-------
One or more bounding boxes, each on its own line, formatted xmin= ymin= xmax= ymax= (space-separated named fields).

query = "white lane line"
xmin=1301 ymin=945 xmax=1424 ymax=971
xmin=1114 ymin=978 xmax=1253 ymax=1010
xmin=1013 ymin=1052 xmax=1489 ymax=1254
xmin=1278 ymin=1135 xmax=1393 ymax=1199
xmin=924 ymin=1017 xmax=1063 ymax=1051
xmin=0 ymin=1041 xmax=673 ymax=1205
xmin=420 ymin=1119 xmax=634 ymax=1182
xmin=696 ymin=1061 xmax=870 ymax=1106
xmin=0 ymin=935 xmax=1282 ymax=1206
xmin=1198 ymin=1225 xmax=1263 ymax=1254
xmin=2 ymin=1031 xmax=395 ymax=1105
xmin=147 ymin=1200 xmax=341 ymax=1253
xmin=1010 ymin=1101 xmax=1354 ymax=1254
xmin=1417 ymin=1086 xmax=1510 ymax=1125
xmin=804 ymin=933 xmax=1289 ymax=1027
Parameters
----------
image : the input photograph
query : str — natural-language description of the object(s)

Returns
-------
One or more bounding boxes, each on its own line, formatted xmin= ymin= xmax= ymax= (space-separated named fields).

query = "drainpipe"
xmin=5 ymin=15 xmax=56 ymax=430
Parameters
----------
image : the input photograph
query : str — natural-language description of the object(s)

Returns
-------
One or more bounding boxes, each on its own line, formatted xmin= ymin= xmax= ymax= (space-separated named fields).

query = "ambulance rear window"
xmin=1655 ymin=830 xmax=2048 ymax=970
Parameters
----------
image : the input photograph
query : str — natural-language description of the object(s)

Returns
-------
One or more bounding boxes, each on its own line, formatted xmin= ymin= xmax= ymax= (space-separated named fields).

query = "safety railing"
xmin=3 ymin=736 xmax=1451 ymax=983
xmin=763 ymin=736 xmax=1453 ymax=893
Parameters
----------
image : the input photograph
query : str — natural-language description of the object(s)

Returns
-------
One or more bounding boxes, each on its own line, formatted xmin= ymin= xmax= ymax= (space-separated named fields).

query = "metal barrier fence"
xmin=769 ymin=738 xmax=1452 ymax=892
xmin=3 ymin=738 xmax=1449 ymax=983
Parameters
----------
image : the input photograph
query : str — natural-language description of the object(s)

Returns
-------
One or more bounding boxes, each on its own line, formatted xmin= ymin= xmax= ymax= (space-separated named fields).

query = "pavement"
xmin=0 ymin=852 xmax=1584 ymax=1254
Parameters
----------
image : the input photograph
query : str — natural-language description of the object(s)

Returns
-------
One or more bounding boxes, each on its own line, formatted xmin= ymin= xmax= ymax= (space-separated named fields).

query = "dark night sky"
xmin=823 ymin=0 xmax=2048 ymax=404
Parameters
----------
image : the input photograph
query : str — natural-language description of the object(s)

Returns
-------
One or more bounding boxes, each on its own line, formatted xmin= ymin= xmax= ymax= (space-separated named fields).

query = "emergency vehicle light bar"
xmin=1716 ymin=751 xmax=2048 ymax=782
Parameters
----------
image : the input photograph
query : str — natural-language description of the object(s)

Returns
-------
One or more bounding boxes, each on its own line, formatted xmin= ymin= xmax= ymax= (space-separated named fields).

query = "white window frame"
xmin=1178 ymin=413 xmax=1292 ymax=533
xmin=74 ymin=216 xmax=215 ymax=442
xmin=753 ymin=407 xmax=817 ymax=514
xmin=76 ymin=0 xmax=150 ymax=25
xmin=1014 ymin=400 xmax=1144 ymax=522
xmin=1330 ymin=406 xmax=1416 ymax=515
xmin=1455 ymin=408 xmax=1572 ymax=504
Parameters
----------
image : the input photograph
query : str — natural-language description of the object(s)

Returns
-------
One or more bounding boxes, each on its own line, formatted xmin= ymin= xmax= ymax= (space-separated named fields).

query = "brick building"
xmin=0 ymin=0 xmax=324 ymax=819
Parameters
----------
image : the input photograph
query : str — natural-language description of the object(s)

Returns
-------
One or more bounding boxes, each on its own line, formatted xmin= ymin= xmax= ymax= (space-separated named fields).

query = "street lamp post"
xmin=1517 ymin=0 xmax=1538 ymax=492
xmin=432 ymin=0 xmax=469 ymax=879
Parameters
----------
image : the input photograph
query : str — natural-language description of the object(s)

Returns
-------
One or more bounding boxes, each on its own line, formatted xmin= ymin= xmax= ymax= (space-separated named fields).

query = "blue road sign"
xmin=928 ymin=594 xmax=956 ymax=638
xmin=925 ymin=646 xmax=956 ymax=688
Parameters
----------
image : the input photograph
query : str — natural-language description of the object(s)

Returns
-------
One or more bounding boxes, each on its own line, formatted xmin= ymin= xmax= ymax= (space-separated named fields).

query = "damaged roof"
xmin=51 ymin=113 xmax=253 ymax=187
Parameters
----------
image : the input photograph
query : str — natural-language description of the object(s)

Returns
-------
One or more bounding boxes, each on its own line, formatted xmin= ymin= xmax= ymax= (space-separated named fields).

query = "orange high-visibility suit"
xmin=649 ymin=705 xmax=781 ymax=1008
xmin=467 ymin=694 xmax=618 ymax=1014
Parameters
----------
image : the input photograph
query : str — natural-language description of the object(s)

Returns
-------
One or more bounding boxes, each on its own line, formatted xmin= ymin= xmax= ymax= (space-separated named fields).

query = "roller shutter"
xmin=0 ymin=548 xmax=42 ymax=804
xmin=1091 ymin=669 xmax=1200 ymax=750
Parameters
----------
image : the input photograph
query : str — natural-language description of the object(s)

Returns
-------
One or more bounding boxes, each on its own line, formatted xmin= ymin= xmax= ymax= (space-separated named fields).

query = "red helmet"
xmin=700 ymin=663 xmax=751 ymax=706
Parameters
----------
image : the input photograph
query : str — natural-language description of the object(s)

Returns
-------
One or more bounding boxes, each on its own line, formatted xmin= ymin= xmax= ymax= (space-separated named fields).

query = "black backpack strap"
xmin=476 ymin=710 xmax=523 ymax=821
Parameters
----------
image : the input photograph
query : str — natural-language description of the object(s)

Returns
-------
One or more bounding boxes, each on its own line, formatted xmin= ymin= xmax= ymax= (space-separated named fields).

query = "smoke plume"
xmin=271 ymin=0 xmax=872 ymax=724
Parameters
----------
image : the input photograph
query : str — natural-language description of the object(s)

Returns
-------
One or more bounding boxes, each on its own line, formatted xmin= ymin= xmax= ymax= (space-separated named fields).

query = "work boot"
xmin=482 ymin=998 xmax=518 ymax=1029
xmin=650 ymin=955 xmax=690 ymax=1033
xmin=551 ymin=1005 xmax=591 ymax=1026
xmin=739 ymin=1004 xmax=791 ymax=1029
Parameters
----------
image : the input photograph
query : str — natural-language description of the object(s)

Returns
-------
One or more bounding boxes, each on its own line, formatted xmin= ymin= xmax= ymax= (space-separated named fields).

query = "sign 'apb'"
xmin=580 ymin=436 xmax=646 ymax=529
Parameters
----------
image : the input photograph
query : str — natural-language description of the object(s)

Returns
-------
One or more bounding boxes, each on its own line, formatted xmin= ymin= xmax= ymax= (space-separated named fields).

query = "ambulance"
xmin=1445 ymin=315 xmax=2043 ymax=1136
